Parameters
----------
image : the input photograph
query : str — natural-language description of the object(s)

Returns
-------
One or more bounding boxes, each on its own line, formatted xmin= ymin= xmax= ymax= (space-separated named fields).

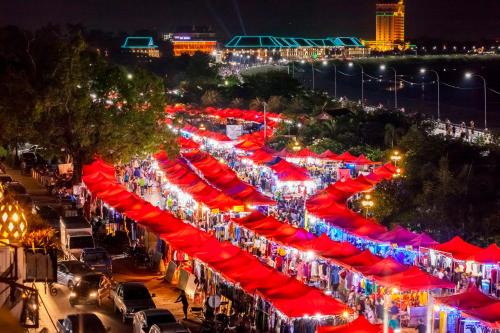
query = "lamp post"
xmin=348 ymin=62 xmax=364 ymax=107
xmin=420 ymin=68 xmax=440 ymax=120
xmin=390 ymin=150 xmax=402 ymax=166
xmin=465 ymin=72 xmax=488 ymax=130
xmin=380 ymin=64 xmax=398 ymax=109
xmin=199 ymin=123 xmax=206 ymax=131
xmin=323 ymin=60 xmax=337 ymax=99
xmin=361 ymin=193 xmax=374 ymax=218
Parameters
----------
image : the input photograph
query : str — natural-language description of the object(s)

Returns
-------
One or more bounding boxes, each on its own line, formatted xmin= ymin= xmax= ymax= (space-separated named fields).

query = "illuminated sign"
xmin=174 ymin=36 xmax=192 ymax=41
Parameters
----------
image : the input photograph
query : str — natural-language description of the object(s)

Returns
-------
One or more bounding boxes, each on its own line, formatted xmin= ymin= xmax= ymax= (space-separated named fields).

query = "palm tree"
xmin=249 ymin=98 xmax=264 ymax=111
xmin=267 ymin=96 xmax=284 ymax=112
xmin=384 ymin=123 xmax=396 ymax=148
xmin=229 ymin=97 xmax=244 ymax=108
xmin=320 ymin=119 xmax=337 ymax=138
xmin=201 ymin=90 xmax=221 ymax=107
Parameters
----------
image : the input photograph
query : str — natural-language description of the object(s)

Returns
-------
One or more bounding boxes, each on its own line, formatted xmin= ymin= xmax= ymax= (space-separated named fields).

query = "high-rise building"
xmin=365 ymin=0 xmax=407 ymax=52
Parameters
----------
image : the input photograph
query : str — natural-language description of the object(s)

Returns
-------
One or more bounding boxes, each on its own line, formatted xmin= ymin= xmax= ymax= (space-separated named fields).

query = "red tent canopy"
xmin=356 ymin=258 xmax=407 ymax=277
xmin=337 ymin=151 xmax=358 ymax=163
xmin=294 ymin=148 xmax=319 ymax=158
xmin=177 ymin=136 xmax=200 ymax=149
xmin=317 ymin=315 xmax=390 ymax=333
xmin=472 ymin=244 xmax=500 ymax=264
xmin=318 ymin=150 xmax=339 ymax=160
xmin=373 ymin=266 xmax=455 ymax=291
xmin=461 ymin=302 xmax=500 ymax=329
xmin=375 ymin=226 xmax=421 ymax=247
xmin=353 ymin=154 xmax=379 ymax=165
xmin=434 ymin=286 xmax=498 ymax=310
xmin=339 ymin=250 xmax=382 ymax=269
xmin=430 ymin=236 xmax=482 ymax=261
xmin=83 ymin=159 xmax=349 ymax=319
xmin=245 ymin=149 xmax=276 ymax=165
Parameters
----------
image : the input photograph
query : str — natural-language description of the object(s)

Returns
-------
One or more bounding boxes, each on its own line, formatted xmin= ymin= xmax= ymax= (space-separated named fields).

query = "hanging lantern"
xmin=0 ymin=202 xmax=28 ymax=243
xmin=0 ymin=183 xmax=4 ymax=202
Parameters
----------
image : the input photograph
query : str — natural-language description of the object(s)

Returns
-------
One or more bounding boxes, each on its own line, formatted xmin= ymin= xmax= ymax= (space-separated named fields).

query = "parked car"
xmin=5 ymin=181 xmax=33 ymax=209
xmin=0 ymin=174 xmax=13 ymax=184
xmin=69 ymin=272 xmax=104 ymax=307
xmin=149 ymin=323 xmax=190 ymax=333
xmin=5 ymin=181 xmax=27 ymax=195
xmin=56 ymin=313 xmax=109 ymax=333
xmin=32 ymin=204 xmax=61 ymax=229
xmin=57 ymin=260 xmax=93 ymax=289
xmin=80 ymin=247 xmax=112 ymax=274
xmin=133 ymin=309 xmax=177 ymax=333
xmin=111 ymin=282 xmax=156 ymax=323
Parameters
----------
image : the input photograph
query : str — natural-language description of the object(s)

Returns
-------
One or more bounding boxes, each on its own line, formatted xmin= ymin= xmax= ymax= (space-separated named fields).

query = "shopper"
xmin=175 ymin=290 xmax=189 ymax=320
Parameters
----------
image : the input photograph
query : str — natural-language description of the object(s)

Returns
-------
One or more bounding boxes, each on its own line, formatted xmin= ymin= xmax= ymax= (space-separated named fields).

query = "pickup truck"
xmin=57 ymin=313 xmax=109 ymax=333
xmin=111 ymin=282 xmax=156 ymax=323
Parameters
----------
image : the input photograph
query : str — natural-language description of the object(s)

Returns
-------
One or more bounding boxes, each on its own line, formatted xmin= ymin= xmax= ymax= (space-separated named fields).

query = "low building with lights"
xmin=222 ymin=35 xmax=369 ymax=61
xmin=121 ymin=36 xmax=160 ymax=59
xmin=163 ymin=26 xmax=217 ymax=57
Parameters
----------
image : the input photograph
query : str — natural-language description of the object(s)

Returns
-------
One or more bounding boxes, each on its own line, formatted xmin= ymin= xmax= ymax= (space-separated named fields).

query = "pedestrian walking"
xmin=175 ymin=290 xmax=189 ymax=320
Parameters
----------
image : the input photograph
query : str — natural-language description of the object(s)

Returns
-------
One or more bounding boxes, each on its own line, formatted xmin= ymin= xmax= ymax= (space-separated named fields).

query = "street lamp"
xmin=126 ymin=73 xmax=133 ymax=80
xmin=361 ymin=193 xmax=374 ymax=218
xmin=465 ymin=72 xmax=488 ymax=129
xmin=323 ymin=61 xmax=337 ymax=99
xmin=390 ymin=150 xmax=402 ymax=166
xmin=199 ymin=123 xmax=206 ymax=131
xmin=348 ymin=62 xmax=364 ymax=107
xmin=380 ymin=64 xmax=398 ymax=109
xmin=420 ymin=68 xmax=441 ymax=120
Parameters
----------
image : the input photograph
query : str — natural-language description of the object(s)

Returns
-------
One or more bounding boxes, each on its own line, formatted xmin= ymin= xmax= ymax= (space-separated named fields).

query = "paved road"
xmin=6 ymin=166 xmax=201 ymax=333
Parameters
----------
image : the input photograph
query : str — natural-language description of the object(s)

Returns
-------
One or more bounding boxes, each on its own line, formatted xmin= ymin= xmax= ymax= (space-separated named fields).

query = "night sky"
xmin=1 ymin=0 xmax=499 ymax=41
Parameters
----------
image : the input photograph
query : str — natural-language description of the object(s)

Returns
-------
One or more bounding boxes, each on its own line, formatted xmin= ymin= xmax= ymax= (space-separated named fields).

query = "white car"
xmin=149 ymin=323 xmax=190 ymax=333
xmin=132 ymin=309 xmax=177 ymax=333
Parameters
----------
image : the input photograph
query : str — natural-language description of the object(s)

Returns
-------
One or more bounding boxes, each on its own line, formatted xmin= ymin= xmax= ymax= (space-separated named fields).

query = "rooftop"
xmin=225 ymin=35 xmax=364 ymax=49
xmin=121 ymin=36 xmax=158 ymax=49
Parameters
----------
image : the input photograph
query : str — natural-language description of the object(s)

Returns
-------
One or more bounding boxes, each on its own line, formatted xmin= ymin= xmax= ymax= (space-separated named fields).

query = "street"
xmin=8 ymin=167 xmax=201 ymax=333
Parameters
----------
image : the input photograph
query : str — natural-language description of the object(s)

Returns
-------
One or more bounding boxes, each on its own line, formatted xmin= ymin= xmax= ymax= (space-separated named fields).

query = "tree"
xmin=229 ymin=97 xmax=244 ymax=108
xmin=249 ymin=98 xmax=264 ymax=111
xmin=8 ymin=27 xmax=178 ymax=182
xmin=267 ymin=96 xmax=284 ymax=112
xmin=201 ymin=89 xmax=221 ymax=107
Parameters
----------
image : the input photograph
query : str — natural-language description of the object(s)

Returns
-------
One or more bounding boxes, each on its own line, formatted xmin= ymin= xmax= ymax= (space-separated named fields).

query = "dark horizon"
xmin=1 ymin=0 xmax=499 ymax=42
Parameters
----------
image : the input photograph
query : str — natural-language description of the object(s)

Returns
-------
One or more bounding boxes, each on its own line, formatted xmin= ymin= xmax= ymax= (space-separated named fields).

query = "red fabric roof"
xmin=318 ymin=150 xmax=339 ymax=160
xmin=472 ymin=244 xmax=500 ymax=264
xmin=269 ymin=159 xmax=311 ymax=182
xmin=294 ymin=148 xmax=319 ymax=158
xmin=182 ymin=150 xmax=275 ymax=206
xmin=356 ymin=258 xmax=407 ymax=277
xmin=244 ymin=149 xmax=276 ymax=165
xmin=353 ymin=154 xmax=379 ymax=165
xmin=461 ymin=302 xmax=500 ymax=328
xmin=83 ymin=159 xmax=349 ymax=319
xmin=317 ymin=315 xmax=390 ymax=333
xmin=430 ymin=236 xmax=482 ymax=261
xmin=336 ymin=151 xmax=358 ymax=163
xmin=434 ymin=286 xmax=498 ymax=310
xmin=373 ymin=266 xmax=455 ymax=291
xmin=177 ymin=136 xmax=200 ymax=149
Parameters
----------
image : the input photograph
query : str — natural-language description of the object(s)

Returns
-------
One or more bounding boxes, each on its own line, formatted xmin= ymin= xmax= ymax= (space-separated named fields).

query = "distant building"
xmin=121 ymin=36 xmax=160 ymax=59
xmin=223 ymin=35 xmax=369 ymax=61
xmin=365 ymin=0 xmax=408 ymax=52
xmin=164 ymin=26 xmax=217 ymax=57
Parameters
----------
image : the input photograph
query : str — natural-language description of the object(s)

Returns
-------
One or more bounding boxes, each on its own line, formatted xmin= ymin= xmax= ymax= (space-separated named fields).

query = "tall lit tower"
xmin=372 ymin=0 xmax=405 ymax=51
